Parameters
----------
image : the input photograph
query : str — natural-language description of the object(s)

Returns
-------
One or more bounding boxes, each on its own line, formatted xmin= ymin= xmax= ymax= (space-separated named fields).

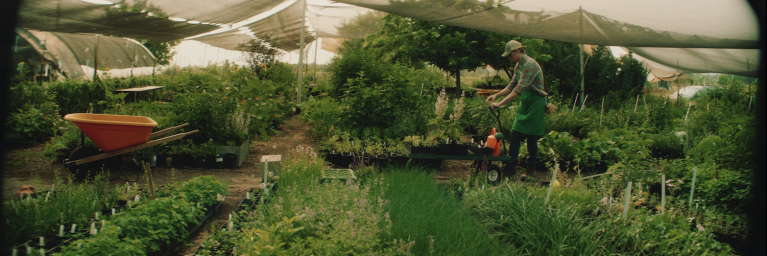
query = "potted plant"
xmin=156 ymin=145 xmax=170 ymax=167
xmin=189 ymin=141 xmax=209 ymax=168
xmin=337 ymin=139 xmax=353 ymax=168
xmin=171 ymin=142 xmax=190 ymax=168
xmin=204 ymin=142 xmax=223 ymax=169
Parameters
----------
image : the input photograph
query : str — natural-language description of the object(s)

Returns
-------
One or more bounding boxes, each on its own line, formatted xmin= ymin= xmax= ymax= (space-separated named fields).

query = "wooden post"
xmin=634 ymin=95 xmax=639 ymax=113
xmin=145 ymin=163 xmax=156 ymax=199
xmin=572 ymin=93 xmax=579 ymax=112
xmin=580 ymin=95 xmax=588 ymax=112
xmin=643 ymin=95 xmax=647 ymax=113
xmin=684 ymin=102 xmax=692 ymax=123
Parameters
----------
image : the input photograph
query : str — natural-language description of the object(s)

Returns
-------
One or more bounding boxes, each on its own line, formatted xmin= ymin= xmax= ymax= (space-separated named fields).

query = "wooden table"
xmin=115 ymin=86 xmax=164 ymax=102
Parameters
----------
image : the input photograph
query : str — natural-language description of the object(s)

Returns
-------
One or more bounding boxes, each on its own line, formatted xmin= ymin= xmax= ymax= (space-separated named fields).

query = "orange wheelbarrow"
xmin=63 ymin=113 xmax=198 ymax=181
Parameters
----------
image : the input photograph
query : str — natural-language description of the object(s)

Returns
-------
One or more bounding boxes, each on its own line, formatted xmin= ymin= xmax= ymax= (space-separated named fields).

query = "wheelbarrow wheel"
xmin=486 ymin=164 xmax=503 ymax=185
xmin=67 ymin=146 xmax=106 ymax=180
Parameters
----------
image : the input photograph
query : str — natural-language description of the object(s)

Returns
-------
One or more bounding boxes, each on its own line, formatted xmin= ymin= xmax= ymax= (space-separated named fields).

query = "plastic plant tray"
xmin=321 ymin=169 xmax=356 ymax=181
xmin=64 ymin=113 xmax=158 ymax=152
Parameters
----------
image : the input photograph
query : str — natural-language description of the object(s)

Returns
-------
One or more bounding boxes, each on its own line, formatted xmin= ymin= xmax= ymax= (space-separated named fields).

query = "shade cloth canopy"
xmin=17 ymin=0 xmax=218 ymax=42
xmin=334 ymin=0 xmax=761 ymax=77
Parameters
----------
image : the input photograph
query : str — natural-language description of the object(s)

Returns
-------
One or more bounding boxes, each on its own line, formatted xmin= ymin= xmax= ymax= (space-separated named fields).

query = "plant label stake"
xmin=71 ymin=224 xmax=76 ymax=233
xmin=544 ymin=163 xmax=559 ymax=205
xmin=623 ymin=181 xmax=632 ymax=221
xmin=228 ymin=221 xmax=233 ymax=232
xmin=661 ymin=174 xmax=666 ymax=215
xmin=688 ymin=166 xmax=697 ymax=208
xmin=40 ymin=248 xmax=45 ymax=256
xmin=26 ymin=247 xmax=31 ymax=255
xmin=11 ymin=249 xmax=16 ymax=256
xmin=135 ymin=195 xmax=140 ymax=202
xmin=59 ymin=225 xmax=64 ymax=237
xmin=634 ymin=95 xmax=639 ymax=113
xmin=229 ymin=214 xmax=232 ymax=221
xmin=40 ymin=237 xmax=44 ymax=246
xmin=112 ymin=208 xmax=116 ymax=215
xmin=572 ymin=93 xmax=579 ymax=112
xmin=90 ymin=222 xmax=96 ymax=235
xmin=580 ymin=95 xmax=588 ymax=112
xmin=247 ymin=192 xmax=250 ymax=200
xmin=95 ymin=212 xmax=98 ymax=220
xmin=45 ymin=191 xmax=50 ymax=202
xmin=263 ymin=161 xmax=271 ymax=197
xmin=684 ymin=102 xmax=692 ymax=123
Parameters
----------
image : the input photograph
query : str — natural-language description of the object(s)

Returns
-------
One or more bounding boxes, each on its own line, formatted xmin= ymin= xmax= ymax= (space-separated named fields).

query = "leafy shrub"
xmin=58 ymin=225 xmax=146 ymax=256
xmin=155 ymin=175 xmax=228 ymax=207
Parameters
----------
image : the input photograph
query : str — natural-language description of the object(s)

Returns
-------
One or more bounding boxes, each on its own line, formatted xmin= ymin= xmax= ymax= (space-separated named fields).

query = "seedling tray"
xmin=321 ymin=169 xmax=356 ymax=182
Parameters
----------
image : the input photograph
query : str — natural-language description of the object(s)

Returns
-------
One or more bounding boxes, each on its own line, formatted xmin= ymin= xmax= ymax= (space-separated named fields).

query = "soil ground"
xmin=2 ymin=115 xmax=574 ymax=255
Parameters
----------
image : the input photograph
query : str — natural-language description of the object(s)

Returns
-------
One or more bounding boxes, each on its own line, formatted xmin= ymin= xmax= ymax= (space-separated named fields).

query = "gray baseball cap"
xmin=501 ymin=40 xmax=525 ymax=57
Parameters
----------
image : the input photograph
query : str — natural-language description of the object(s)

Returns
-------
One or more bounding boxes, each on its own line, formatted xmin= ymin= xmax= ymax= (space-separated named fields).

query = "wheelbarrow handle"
xmin=149 ymin=123 xmax=190 ymax=139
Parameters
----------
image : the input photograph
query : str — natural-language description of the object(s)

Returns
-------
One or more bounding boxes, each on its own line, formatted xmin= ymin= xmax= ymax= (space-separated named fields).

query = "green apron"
xmin=511 ymin=87 xmax=546 ymax=136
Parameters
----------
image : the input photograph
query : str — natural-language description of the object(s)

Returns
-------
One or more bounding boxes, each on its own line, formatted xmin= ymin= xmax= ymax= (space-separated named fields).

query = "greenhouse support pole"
xmin=684 ymin=102 xmax=692 ymax=123
xmin=313 ymin=33 xmax=319 ymax=83
xmin=93 ymin=34 xmax=100 ymax=81
xmin=661 ymin=174 xmax=666 ymax=214
xmin=579 ymin=6 xmax=585 ymax=103
xmin=688 ymin=166 xmax=697 ymax=208
xmin=296 ymin=0 xmax=307 ymax=104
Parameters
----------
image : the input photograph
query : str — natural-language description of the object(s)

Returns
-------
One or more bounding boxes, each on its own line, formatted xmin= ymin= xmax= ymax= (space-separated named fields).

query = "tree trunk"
xmin=455 ymin=70 xmax=461 ymax=88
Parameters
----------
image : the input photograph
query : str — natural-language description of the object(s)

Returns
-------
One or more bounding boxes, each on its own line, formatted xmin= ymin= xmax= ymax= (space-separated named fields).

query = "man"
xmin=485 ymin=40 xmax=547 ymax=179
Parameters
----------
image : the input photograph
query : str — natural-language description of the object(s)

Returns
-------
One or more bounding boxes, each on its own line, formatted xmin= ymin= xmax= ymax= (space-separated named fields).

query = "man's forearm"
xmin=493 ymin=88 xmax=512 ymax=98
xmin=499 ymin=90 xmax=520 ymax=106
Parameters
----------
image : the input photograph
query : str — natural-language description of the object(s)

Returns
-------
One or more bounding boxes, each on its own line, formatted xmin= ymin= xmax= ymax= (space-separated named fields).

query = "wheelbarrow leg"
xmin=115 ymin=157 xmax=141 ymax=183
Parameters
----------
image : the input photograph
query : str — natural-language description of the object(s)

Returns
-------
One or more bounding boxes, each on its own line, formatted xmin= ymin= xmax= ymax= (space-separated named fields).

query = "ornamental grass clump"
xmin=381 ymin=168 xmax=509 ymax=255
xmin=462 ymin=180 xmax=735 ymax=255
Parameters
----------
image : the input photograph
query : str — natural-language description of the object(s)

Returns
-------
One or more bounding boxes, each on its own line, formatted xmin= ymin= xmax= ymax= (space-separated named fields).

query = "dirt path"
xmin=2 ymin=115 xmax=319 ymax=255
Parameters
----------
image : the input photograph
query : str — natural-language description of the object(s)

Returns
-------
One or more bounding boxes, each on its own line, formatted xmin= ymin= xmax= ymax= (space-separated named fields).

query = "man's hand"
xmin=485 ymin=94 xmax=497 ymax=103
xmin=490 ymin=102 xmax=503 ymax=109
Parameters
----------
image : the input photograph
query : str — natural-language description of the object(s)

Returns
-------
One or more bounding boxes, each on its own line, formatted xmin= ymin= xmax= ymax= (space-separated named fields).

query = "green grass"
xmin=381 ymin=167 xmax=511 ymax=255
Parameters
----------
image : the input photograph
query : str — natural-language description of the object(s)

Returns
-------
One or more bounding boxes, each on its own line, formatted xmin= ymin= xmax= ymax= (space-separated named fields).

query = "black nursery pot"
xmin=428 ymin=146 xmax=439 ymax=154
xmin=438 ymin=144 xmax=452 ymax=155
xmin=191 ymin=157 xmax=205 ymax=168
xmin=224 ymin=153 xmax=238 ymax=169
xmin=451 ymin=144 xmax=468 ymax=156
xmin=205 ymin=155 xmax=225 ymax=169
xmin=156 ymin=154 xmax=168 ymax=167
xmin=172 ymin=154 xmax=189 ymax=167
xmin=326 ymin=152 xmax=341 ymax=166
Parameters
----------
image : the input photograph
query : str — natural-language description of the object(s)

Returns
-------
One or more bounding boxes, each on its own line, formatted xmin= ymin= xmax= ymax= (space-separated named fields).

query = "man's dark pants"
xmin=503 ymin=130 xmax=541 ymax=172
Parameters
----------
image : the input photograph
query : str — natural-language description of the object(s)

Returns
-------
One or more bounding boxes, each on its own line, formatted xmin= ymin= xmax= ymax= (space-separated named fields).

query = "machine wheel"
xmin=485 ymin=164 xmax=503 ymax=185
xmin=67 ymin=146 xmax=106 ymax=180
